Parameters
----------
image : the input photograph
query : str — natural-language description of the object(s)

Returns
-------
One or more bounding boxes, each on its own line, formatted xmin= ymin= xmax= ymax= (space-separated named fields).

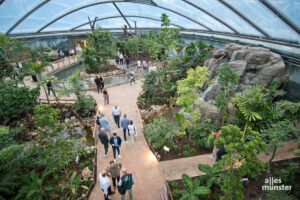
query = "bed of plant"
xmin=168 ymin=157 xmax=300 ymax=200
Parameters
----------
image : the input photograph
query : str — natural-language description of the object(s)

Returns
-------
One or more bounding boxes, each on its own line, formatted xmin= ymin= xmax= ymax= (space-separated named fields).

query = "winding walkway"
xmin=89 ymin=79 xmax=167 ymax=200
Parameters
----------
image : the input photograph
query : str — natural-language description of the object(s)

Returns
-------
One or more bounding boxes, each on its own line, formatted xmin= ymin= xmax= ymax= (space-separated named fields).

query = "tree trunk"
xmin=42 ymin=84 xmax=50 ymax=104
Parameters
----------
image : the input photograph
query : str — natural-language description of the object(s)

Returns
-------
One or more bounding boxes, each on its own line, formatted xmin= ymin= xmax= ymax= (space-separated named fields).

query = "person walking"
xmin=209 ymin=131 xmax=220 ymax=159
xmin=99 ymin=170 xmax=115 ymax=200
xmin=142 ymin=60 xmax=147 ymax=71
xmin=118 ymin=168 xmax=135 ymax=200
xmin=47 ymin=80 xmax=57 ymax=97
xmin=100 ymin=75 xmax=105 ymax=91
xmin=119 ymin=53 xmax=124 ymax=65
xmin=98 ymin=128 xmax=109 ymax=157
xmin=121 ymin=114 xmax=130 ymax=141
xmin=126 ymin=56 xmax=130 ymax=68
xmin=110 ymin=133 xmax=122 ymax=162
xmin=128 ymin=120 xmax=137 ymax=144
xmin=137 ymin=60 xmax=141 ymax=70
xmin=129 ymin=71 xmax=136 ymax=85
xmin=103 ymin=88 xmax=109 ymax=105
xmin=99 ymin=114 xmax=110 ymax=135
xmin=107 ymin=161 xmax=122 ymax=190
xmin=95 ymin=76 xmax=102 ymax=93
xmin=112 ymin=105 xmax=121 ymax=128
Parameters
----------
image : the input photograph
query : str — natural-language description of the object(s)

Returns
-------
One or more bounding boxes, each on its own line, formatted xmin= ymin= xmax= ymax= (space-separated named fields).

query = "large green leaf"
xmin=198 ymin=164 xmax=211 ymax=174
xmin=182 ymin=174 xmax=193 ymax=192
xmin=193 ymin=186 xmax=210 ymax=195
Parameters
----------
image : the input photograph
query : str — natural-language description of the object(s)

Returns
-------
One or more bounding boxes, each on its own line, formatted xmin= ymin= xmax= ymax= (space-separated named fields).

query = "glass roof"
xmin=0 ymin=0 xmax=299 ymax=42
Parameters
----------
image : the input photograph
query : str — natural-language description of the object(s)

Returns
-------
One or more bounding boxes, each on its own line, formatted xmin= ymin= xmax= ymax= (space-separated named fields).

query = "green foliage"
xmin=173 ymin=145 xmax=180 ymax=152
xmin=115 ymin=40 xmax=127 ymax=53
xmin=179 ymin=174 xmax=210 ymax=200
xmin=176 ymin=66 xmax=211 ymax=124
xmin=187 ymin=119 xmax=216 ymax=149
xmin=148 ymin=14 xmax=179 ymax=63
xmin=78 ymin=163 xmax=85 ymax=170
xmin=0 ymin=126 xmax=16 ymax=149
xmin=82 ymin=28 xmax=115 ymax=72
xmin=15 ymin=170 xmax=54 ymax=200
xmin=34 ymin=104 xmax=60 ymax=128
xmin=172 ymin=189 xmax=180 ymax=198
xmin=0 ymin=80 xmax=39 ymax=124
xmin=184 ymin=145 xmax=190 ymax=151
xmin=190 ymin=149 xmax=196 ymax=155
xmin=215 ymin=65 xmax=238 ymax=110
xmin=144 ymin=117 xmax=179 ymax=149
xmin=265 ymin=190 xmax=297 ymax=200
xmin=59 ymin=171 xmax=82 ymax=198
xmin=74 ymin=95 xmax=95 ymax=117
xmin=182 ymin=151 xmax=189 ymax=157
xmin=275 ymin=161 xmax=299 ymax=185
xmin=198 ymin=164 xmax=224 ymax=188
xmin=0 ymin=54 xmax=13 ymax=80
xmin=126 ymin=37 xmax=139 ymax=57
xmin=215 ymin=125 xmax=266 ymax=200
xmin=171 ymin=181 xmax=178 ymax=189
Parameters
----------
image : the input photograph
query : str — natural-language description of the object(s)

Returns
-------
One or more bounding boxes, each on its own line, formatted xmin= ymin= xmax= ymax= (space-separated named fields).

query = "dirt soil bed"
xmin=151 ymin=134 xmax=211 ymax=161
xmin=168 ymin=157 xmax=300 ymax=200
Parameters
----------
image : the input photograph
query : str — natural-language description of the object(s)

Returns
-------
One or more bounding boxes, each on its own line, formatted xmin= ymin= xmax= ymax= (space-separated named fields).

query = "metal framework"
xmin=259 ymin=0 xmax=300 ymax=35
xmin=182 ymin=0 xmax=238 ymax=34
xmin=112 ymin=2 xmax=132 ymax=29
xmin=218 ymin=0 xmax=271 ymax=38
xmin=6 ymin=0 xmax=51 ymax=34
xmin=70 ymin=15 xmax=184 ymax=30
xmin=36 ymin=1 xmax=209 ymax=33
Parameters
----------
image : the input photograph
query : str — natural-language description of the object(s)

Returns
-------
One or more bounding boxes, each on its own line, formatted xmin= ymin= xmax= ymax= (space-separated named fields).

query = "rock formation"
xmin=198 ymin=43 xmax=287 ymax=125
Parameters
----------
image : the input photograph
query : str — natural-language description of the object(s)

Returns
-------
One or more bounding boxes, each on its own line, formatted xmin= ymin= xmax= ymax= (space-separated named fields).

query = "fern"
xmin=265 ymin=190 xmax=297 ymax=200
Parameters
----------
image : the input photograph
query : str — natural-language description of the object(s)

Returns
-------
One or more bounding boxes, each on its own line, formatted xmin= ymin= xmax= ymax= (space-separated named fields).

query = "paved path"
xmin=159 ymin=140 xmax=299 ymax=181
xmin=89 ymin=79 xmax=167 ymax=200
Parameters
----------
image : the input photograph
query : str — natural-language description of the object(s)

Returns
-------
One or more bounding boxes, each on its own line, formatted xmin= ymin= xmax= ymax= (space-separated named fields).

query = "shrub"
xmin=183 ymin=151 xmax=189 ymax=157
xmin=171 ymin=181 xmax=178 ymax=189
xmin=74 ymin=95 xmax=95 ymax=117
xmin=275 ymin=162 xmax=299 ymax=185
xmin=78 ymin=163 xmax=85 ymax=169
xmin=144 ymin=117 xmax=178 ymax=149
xmin=187 ymin=120 xmax=216 ymax=149
xmin=173 ymin=145 xmax=180 ymax=152
xmin=172 ymin=189 xmax=180 ymax=198
xmin=0 ymin=80 xmax=39 ymax=124
xmin=184 ymin=145 xmax=190 ymax=151
xmin=190 ymin=148 xmax=196 ymax=155
xmin=34 ymin=104 xmax=60 ymax=128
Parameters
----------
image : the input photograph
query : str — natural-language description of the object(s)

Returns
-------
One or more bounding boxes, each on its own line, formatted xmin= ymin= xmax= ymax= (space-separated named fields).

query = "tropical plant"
xmin=198 ymin=164 xmax=223 ymax=188
xmin=176 ymin=66 xmax=211 ymax=127
xmin=59 ymin=171 xmax=82 ymax=198
xmin=15 ymin=170 xmax=54 ymax=200
xmin=82 ymin=28 xmax=115 ymax=72
xmin=179 ymin=174 xmax=210 ymax=200
xmin=144 ymin=117 xmax=179 ymax=149
xmin=0 ymin=80 xmax=39 ymax=124
xmin=275 ymin=161 xmax=299 ymax=185
xmin=265 ymin=190 xmax=297 ymax=200
xmin=34 ymin=104 xmax=60 ymax=129
xmin=73 ymin=95 xmax=95 ymax=117
xmin=126 ymin=37 xmax=139 ymax=58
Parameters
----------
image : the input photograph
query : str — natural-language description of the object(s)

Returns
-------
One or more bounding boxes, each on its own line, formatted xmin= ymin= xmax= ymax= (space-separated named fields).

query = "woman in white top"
xmin=128 ymin=120 xmax=137 ymax=144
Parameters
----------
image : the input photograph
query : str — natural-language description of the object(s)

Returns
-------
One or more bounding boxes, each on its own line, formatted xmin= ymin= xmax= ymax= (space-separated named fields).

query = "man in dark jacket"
xmin=98 ymin=128 xmax=109 ymax=157
xmin=95 ymin=76 xmax=102 ymax=93
xmin=47 ymin=80 xmax=57 ymax=97
xmin=110 ymin=133 xmax=122 ymax=162
xmin=216 ymin=145 xmax=226 ymax=162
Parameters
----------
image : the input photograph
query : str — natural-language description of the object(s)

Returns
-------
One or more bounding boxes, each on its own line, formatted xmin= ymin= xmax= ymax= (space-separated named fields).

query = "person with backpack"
xmin=118 ymin=168 xmax=135 ymax=200
xmin=129 ymin=71 xmax=136 ymax=85
xmin=128 ymin=120 xmax=137 ymax=144
xmin=98 ymin=128 xmax=109 ymax=157
xmin=110 ymin=133 xmax=122 ymax=162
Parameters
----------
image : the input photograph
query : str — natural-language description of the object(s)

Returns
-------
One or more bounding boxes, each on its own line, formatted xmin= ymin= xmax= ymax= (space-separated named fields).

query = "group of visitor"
xmin=97 ymin=105 xmax=137 ymax=200
xmin=116 ymin=51 xmax=130 ymax=68
xmin=57 ymin=44 xmax=82 ymax=59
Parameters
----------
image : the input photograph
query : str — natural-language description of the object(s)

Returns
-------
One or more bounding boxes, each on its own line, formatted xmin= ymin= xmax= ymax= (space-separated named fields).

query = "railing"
xmin=43 ymin=55 xmax=80 ymax=75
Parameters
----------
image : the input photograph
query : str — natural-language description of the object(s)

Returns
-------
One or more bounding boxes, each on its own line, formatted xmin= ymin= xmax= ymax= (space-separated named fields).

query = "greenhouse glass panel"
xmin=187 ymin=0 xmax=262 ymax=36
xmin=76 ymin=17 xmax=127 ymax=29
xmin=43 ymin=3 xmax=119 ymax=32
xmin=0 ymin=0 xmax=44 ymax=33
xmin=224 ymin=0 xmax=300 ymax=40
xmin=115 ymin=2 xmax=206 ymax=30
xmin=267 ymin=0 xmax=300 ymax=28
xmin=153 ymin=0 xmax=232 ymax=32
xmin=127 ymin=17 xmax=178 ymax=28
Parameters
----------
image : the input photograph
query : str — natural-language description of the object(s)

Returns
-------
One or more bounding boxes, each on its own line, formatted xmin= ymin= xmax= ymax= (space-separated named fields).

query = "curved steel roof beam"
xmin=182 ymin=0 xmax=239 ymax=34
xmin=259 ymin=0 xmax=300 ymax=35
xmin=70 ymin=15 xmax=184 ymax=30
xmin=6 ymin=0 xmax=50 ymax=34
xmin=218 ymin=0 xmax=271 ymax=38
xmin=36 ymin=1 xmax=209 ymax=33
xmin=112 ymin=2 xmax=132 ymax=28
